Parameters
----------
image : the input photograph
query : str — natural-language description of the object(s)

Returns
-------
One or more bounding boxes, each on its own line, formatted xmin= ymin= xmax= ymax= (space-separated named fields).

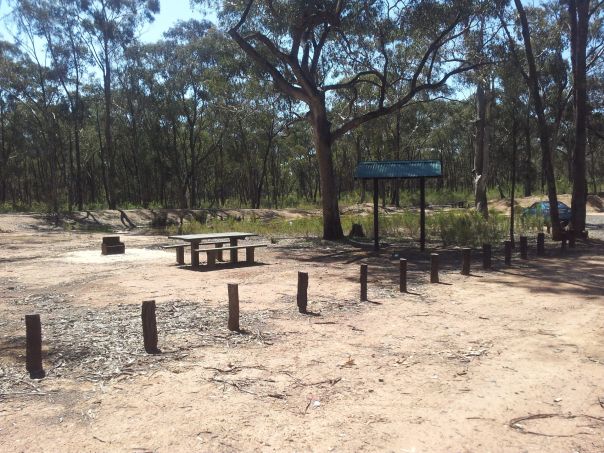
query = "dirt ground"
xmin=1 ymin=212 xmax=603 ymax=453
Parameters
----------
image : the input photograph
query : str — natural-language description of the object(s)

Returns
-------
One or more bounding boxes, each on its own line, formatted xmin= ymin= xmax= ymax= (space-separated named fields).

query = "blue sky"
xmin=0 ymin=0 xmax=217 ymax=43
xmin=140 ymin=0 xmax=218 ymax=42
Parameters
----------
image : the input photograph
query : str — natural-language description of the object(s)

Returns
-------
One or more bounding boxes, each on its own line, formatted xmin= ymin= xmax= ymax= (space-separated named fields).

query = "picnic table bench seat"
xmin=161 ymin=240 xmax=230 ymax=265
xmin=195 ymin=243 xmax=269 ymax=268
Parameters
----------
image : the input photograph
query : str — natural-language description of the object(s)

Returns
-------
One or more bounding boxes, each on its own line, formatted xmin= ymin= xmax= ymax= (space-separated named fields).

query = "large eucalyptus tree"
xmin=209 ymin=0 xmax=485 ymax=239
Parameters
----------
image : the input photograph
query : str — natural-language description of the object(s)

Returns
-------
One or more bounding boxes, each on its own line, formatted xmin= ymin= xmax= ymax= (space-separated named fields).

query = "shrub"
xmin=430 ymin=210 xmax=507 ymax=247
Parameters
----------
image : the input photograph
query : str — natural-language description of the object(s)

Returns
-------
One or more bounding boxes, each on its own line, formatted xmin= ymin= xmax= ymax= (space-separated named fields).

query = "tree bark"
xmin=473 ymin=81 xmax=491 ymax=218
xmin=311 ymin=108 xmax=344 ymax=240
xmin=514 ymin=0 xmax=562 ymax=239
xmin=103 ymin=33 xmax=116 ymax=209
xmin=569 ymin=0 xmax=589 ymax=233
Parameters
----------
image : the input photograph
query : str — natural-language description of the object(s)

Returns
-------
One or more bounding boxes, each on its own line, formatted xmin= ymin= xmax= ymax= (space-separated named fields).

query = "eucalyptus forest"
xmin=1 ymin=0 xmax=603 ymax=240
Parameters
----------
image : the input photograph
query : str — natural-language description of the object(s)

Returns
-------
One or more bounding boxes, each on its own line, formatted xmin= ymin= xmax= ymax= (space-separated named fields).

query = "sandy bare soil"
xmin=1 ymin=212 xmax=603 ymax=452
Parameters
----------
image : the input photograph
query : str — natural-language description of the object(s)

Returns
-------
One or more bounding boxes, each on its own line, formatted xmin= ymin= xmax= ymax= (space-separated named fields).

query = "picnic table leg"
xmin=176 ymin=245 xmax=185 ymax=265
xmin=215 ymin=243 xmax=224 ymax=261
xmin=191 ymin=240 xmax=200 ymax=268
xmin=207 ymin=250 xmax=216 ymax=269
xmin=230 ymin=238 xmax=238 ymax=263
xmin=246 ymin=246 xmax=255 ymax=264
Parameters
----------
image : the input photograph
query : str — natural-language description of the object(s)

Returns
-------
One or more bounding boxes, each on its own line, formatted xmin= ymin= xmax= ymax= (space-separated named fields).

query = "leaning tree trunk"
xmin=473 ymin=82 xmax=491 ymax=218
xmin=514 ymin=0 xmax=562 ymax=240
xmin=310 ymin=108 xmax=344 ymax=240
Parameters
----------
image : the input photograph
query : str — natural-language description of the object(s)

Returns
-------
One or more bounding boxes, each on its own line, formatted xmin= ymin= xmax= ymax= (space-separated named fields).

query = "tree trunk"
xmin=310 ymin=108 xmax=344 ymax=240
xmin=473 ymin=82 xmax=491 ymax=218
xmin=103 ymin=35 xmax=116 ymax=209
xmin=523 ymin=110 xmax=532 ymax=196
xmin=569 ymin=0 xmax=589 ymax=233
xmin=514 ymin=0 xmax=562 ymax=239
xmin=510 ymin=113 xmax=518 ymax=246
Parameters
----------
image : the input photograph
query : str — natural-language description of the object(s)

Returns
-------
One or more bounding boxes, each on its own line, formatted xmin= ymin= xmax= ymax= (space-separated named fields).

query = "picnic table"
xmin=167 ymin=232 xmax=259 ymax=268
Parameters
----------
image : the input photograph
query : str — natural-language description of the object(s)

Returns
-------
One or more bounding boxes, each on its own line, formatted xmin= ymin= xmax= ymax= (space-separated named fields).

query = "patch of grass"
xmin=0 ymin=201 xmax=48 ymax=213
xmin=430 ymin=210 xmax=508 ymax=247
xmin=167 ymin=215 xmax=325 ymax=240
xmin=168 ymin=205 xmax=551 ymax=247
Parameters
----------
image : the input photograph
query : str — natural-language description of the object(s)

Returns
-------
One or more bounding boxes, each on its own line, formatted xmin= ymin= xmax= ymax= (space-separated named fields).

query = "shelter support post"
xmin=373 ymin=178 xmax=379 ymax=251
xmin=420 ymin=177 xmax=426 ymax=251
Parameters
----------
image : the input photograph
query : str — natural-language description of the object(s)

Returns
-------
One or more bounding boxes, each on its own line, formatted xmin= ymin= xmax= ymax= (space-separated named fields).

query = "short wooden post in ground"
xmin=141 ymin=300 xmax=160 ymax=354
xmin=537 ymin=233 xmax=545 ymax=256
xmin=430 ymin=253 xmax=439 ymax=283
xmin=461 ymin=248 xmax=471 ymax=275
xmin=520 ymin=236 xmax=528 ymax=260
xmin=297 ymin=272 xmax=309 ymax=314
xmin=504 ymin=241 xmax=512 ymax=266
xmin=360 ymin=264 xmax=368 ymax=301
xmin=228 ymin=284 xmax=240 ymax=331
xmin=25 ymin=314 xmax=45 ymax=379
xmin=399 ymin=258 xmax=407 ymax=293
xmin=561 ymin=239 xmax=567 ymax=251
xmin=482 ymin=244 xmax=492 ymax=270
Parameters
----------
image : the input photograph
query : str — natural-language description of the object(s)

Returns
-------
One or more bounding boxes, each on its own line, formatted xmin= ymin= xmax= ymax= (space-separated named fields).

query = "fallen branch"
xmin=509 ymin=413 xmax=604 ymax=437
xmin=296 ymin=377 xmax=342 ymax=387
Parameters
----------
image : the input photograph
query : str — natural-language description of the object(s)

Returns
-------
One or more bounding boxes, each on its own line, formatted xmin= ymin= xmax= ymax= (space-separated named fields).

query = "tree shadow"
xmin=182 ymin=262 xmax=269 ymax=272
xmin=272 ymin=238 xmax=604 ymax=299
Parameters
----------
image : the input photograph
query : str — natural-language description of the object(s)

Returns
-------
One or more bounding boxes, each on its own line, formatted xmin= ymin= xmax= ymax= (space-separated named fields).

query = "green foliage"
xmin=430 ymin=210 xmax=508 ymax=247
xmin=166 ymin=207 xmax=551 ymax=248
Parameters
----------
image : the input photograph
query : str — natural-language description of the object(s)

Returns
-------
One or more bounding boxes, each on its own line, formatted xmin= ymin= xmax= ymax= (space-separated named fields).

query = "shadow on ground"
xmin=272 ymin=238 xmax=604 ymax=299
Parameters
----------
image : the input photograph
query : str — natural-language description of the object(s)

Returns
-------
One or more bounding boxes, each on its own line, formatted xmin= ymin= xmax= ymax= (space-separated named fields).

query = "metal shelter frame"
xmin=354 ymin=160 xmax=443 ymax=251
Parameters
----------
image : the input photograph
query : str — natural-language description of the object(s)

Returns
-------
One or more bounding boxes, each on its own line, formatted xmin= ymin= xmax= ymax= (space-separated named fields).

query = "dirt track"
xmin=1 ymin=213 xmax=603 ymax=452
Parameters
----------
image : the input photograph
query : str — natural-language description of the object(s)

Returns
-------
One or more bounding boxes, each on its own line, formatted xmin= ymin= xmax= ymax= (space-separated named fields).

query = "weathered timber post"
xmin=461 ymin=248 xmax=471 ymax=275
xmin=520 ymin=236 xmax=528 ymax=260
xmin=360 ymin=264 xmax=368 ymax=301
xmin=504 ymin=241 xmax=512 ymax=266
xmin=215 ymin=243 xmax=224 ymax=261
xmin=25 ymin=314 xmax=45 ymax=379
xmin=430 ymin=253 xmax=439 ymax=283
xmin=141 ymin=300 xmax=160 ymax=354
xmin=482 ymin=244 xmax=492 ymax=270
xmin=537 ymin=233 xmax=545 ymax=256
xmin=176 ymin=245 xmax=185 ymax=265
xmin=228 ymin=284 xmax=240 ymax=331
xmin=420 ymin=177 xmax=426 ymax=251
xmin=373 ymin=178 xmax=379 ymax=251
xmin=297 ymin=272 xmax=309 ymax=314
xmin=399 ymin=258 xmax=407 ymax=293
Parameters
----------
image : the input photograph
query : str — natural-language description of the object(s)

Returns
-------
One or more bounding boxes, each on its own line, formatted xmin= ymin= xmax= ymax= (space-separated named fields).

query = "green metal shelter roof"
xmin=354 ymin=160 xmax=442 ymax=179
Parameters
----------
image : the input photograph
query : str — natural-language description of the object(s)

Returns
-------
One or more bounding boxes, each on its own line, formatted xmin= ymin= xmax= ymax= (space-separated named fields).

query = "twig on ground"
xmin=509 ymin=413 xmax=604 ymax=437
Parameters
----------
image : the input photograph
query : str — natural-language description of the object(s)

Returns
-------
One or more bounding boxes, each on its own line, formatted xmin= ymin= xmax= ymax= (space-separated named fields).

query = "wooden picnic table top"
xmin=168 ymin=232 xmax=258 ymax=242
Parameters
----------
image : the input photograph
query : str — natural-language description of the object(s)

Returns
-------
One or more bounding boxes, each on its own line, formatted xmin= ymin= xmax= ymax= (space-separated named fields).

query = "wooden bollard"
xmin=520 ymin=236 xmax=528 ymax=260
xmin=228 ymin=283 xmax=240 ymax=331
xmin=399 ymin=258 xmax=407 ymax=293
xmin=461 ymin=248 xmax=471 ymax=275
xmin=537 ymin=233 xmax=545 ymax=256
xmin=504 ymin=241 xmax=512 ymax=266
xmin=482 ymin=244 xmax=492 ymax=269
xmin=297 ymin=272 xmax=308 ymax=314
xmin=141 ymin=300 xmax=160 ymax=354
xmin=360 ymin=264 xmax=368 ymax=301
xmin=25 ymin=314 xmax=45 ymax=379
xmin=430 ymin=253 xmax=439 ymax=283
